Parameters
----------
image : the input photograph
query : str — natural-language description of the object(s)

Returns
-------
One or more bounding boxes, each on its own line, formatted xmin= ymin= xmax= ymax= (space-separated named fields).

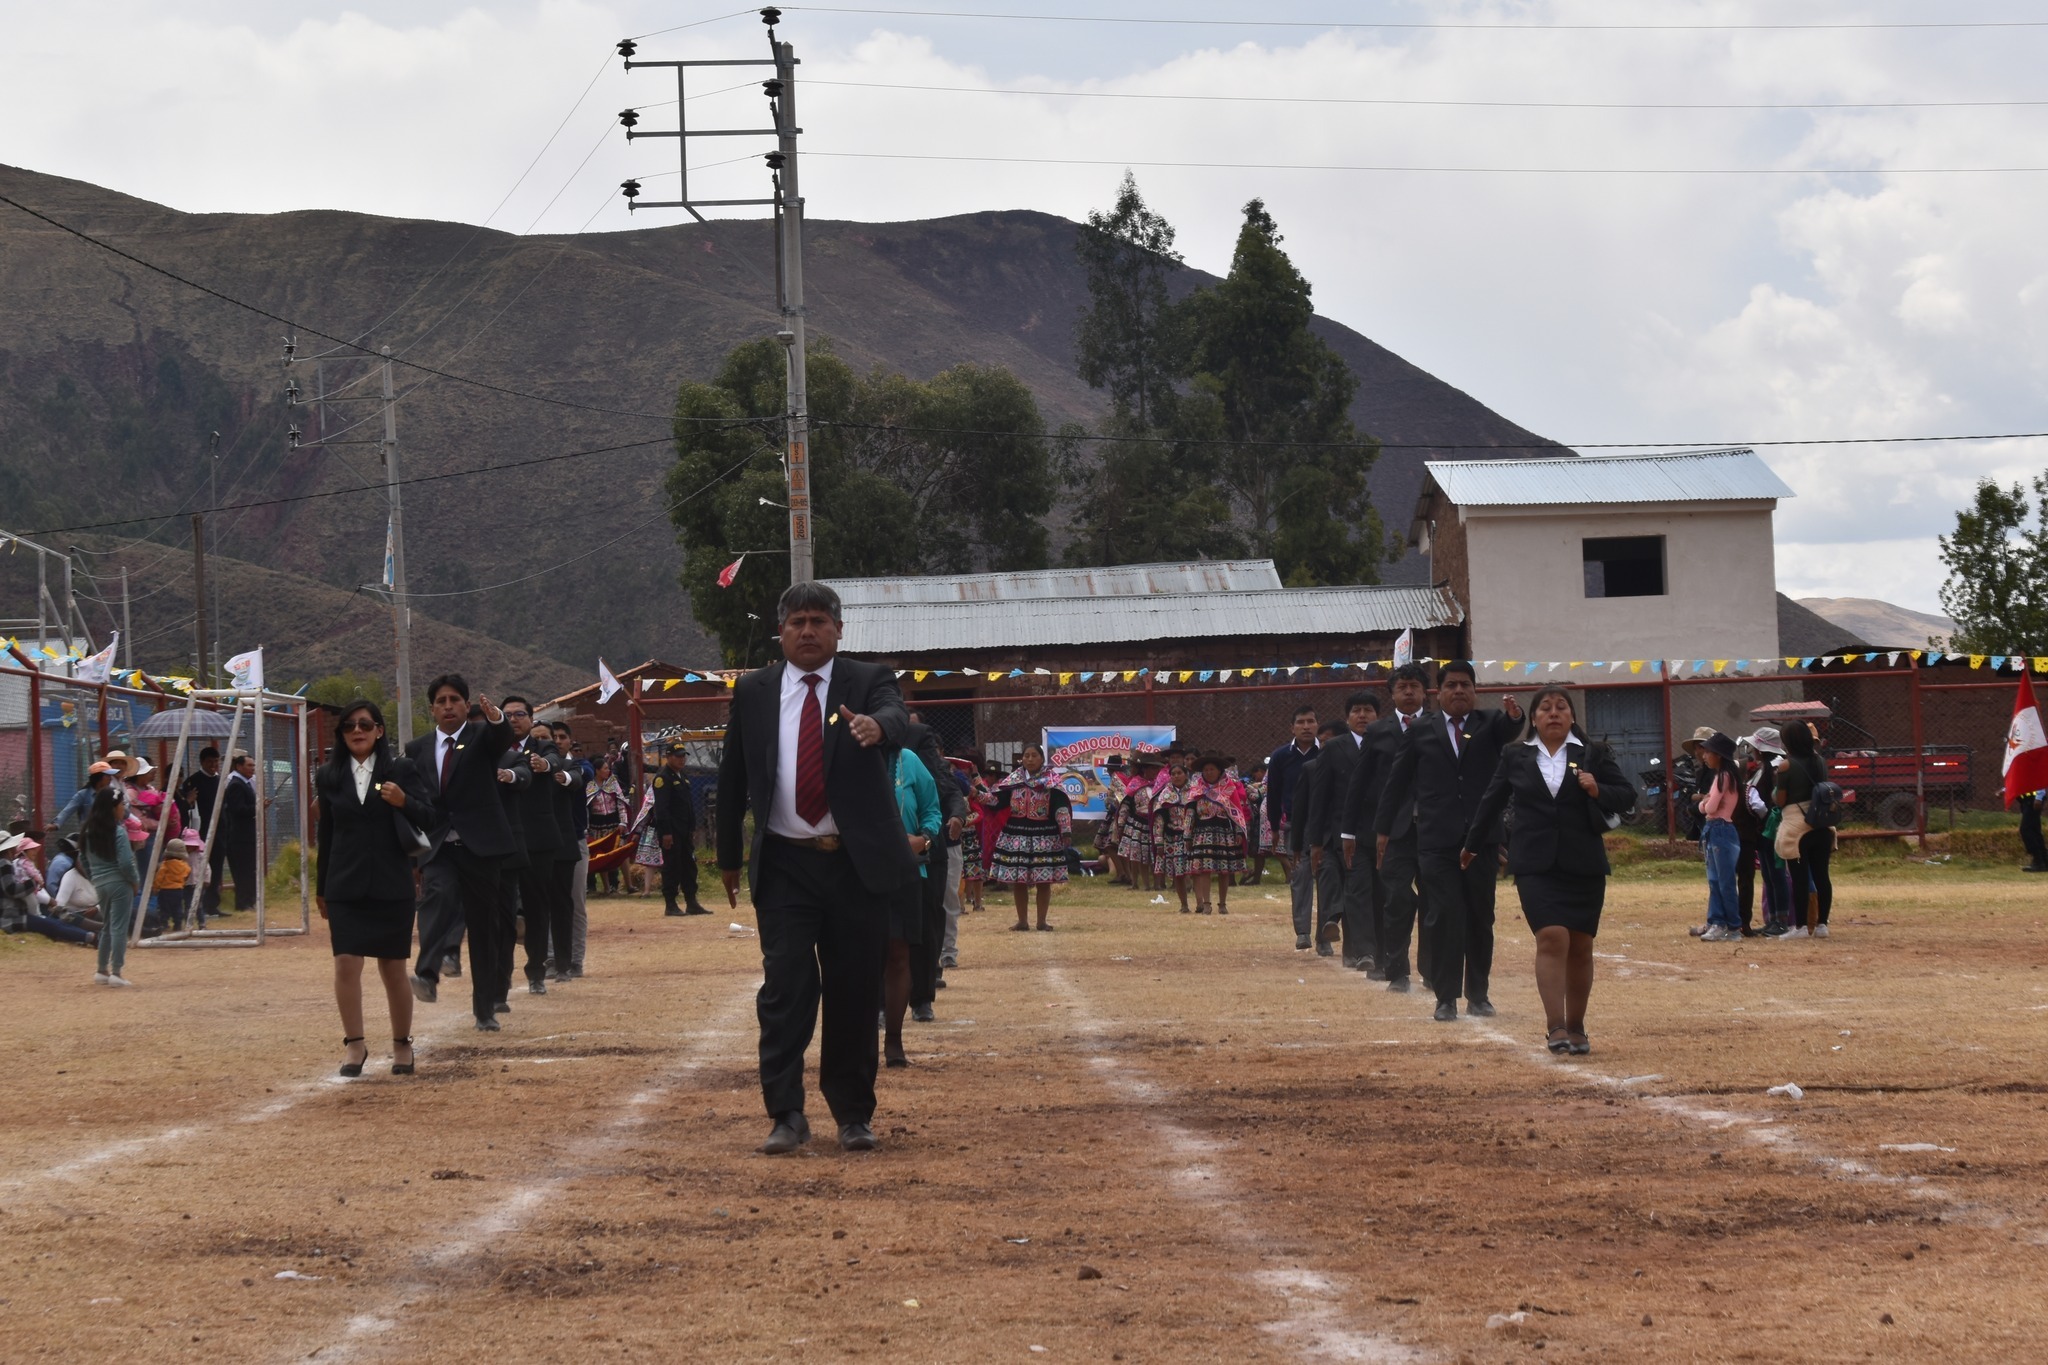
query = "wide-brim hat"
xmin=129 ymin=756 xmax=155 ymax=778
xmin=102 ymin=749 xmax=140 ymax=778
xmin=181 ymin=828 xmax=205 ymax=848
xmin=0 ymin=830 xmax=22 ymax=855
xmin=1744 ymin=726 xmax=1786 ymax=755
xmin=1702 ymin=732 xmax=1738 ymax=763
xmin=1680 ymin=725 xmax=1717 ymax=756
xmin=1196 ymin=752 xmax=1235 ymax=773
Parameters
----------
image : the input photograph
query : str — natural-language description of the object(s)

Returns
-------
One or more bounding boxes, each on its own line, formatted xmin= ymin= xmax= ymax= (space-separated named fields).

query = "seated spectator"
xmin=1 ymin=831 xmax=95 ymax=947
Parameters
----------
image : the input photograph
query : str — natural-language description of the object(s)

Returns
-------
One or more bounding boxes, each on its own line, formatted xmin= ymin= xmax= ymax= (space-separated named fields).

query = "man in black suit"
xmin=407 ymin=674 xmax=526 ymax=1031
xmin=213 ymin=751 xmax=259 ymax=914
xmin=718 ymin=581 xmax=917 ymax=1155
xmin=1299 ymin=694 xmax=1378 ymax=968
xmin=1344 ymin=663 xmax=1432 ymax=990
xmin=1375 ymin=661 xmax=1522 ymax=1021
xmin=904 ymin=713 xmax=967 ymax=1021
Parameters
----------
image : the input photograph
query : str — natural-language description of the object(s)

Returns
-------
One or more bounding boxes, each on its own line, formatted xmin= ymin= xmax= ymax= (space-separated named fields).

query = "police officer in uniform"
xmin=653 ymin=742 xmax=708 ymax=916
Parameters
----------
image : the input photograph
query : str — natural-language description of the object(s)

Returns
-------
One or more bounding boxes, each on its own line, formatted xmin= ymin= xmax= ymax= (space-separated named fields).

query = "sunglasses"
xmin=340 ymin=719 xmax=380 ymax=733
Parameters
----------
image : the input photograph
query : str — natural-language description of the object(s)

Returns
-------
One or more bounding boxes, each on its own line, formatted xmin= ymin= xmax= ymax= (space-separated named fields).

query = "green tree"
xmin=669 ymin=339 xmax=1057 ymax=662
xmin=1181 ymin=199 xmax=1383 ymax=586
xmin=1936 ymin=474 xmax=2048 ymax=653
xmin=1064 ymin=174 xmax=1241 ymax=566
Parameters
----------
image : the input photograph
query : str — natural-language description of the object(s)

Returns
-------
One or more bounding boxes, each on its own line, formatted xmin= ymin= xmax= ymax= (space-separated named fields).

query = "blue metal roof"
xmin=1424 ymin=448 xmax=1794 ymax=509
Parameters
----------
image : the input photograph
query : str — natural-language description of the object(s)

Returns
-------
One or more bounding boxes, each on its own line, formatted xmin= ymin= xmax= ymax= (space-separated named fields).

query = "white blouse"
xmin=1528 ymin=736 xmax=1573 ymax=796
xmin=352 ymin=757 xmax=376 ymax=805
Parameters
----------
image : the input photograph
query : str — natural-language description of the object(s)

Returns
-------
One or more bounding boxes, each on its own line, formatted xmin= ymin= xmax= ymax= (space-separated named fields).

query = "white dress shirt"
xmin=1528 ymin=736 xmax=1572 ymax=796
xmin=1445 ymin=713 xmax=1466 ymax=755
xmin=352 ymin=757 xmax=377 ymax=805
xmin=769 ymin=658 xmax=839 ymax=838
xmin=1395 ymin=709 xmax=1421 ymax=732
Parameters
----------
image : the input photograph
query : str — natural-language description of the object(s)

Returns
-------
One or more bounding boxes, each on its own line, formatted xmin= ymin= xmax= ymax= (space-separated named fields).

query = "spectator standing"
xmin=651 ymin=742 xmax=708 ymax=916
xmin=1774 ymin=722 xmax=1835 ymax=938
xmin=1694 ymin=733 xmax=1744 ymax=941
xmin=586 ymin=758 xmax=629 ymax=895
xmin=882 ymin=745 xmax=942 ymax=1068
xmin=211 ymin=751 xmax=258 ymax=916
xmin=81 ymin=788 xmax=141 ymax=986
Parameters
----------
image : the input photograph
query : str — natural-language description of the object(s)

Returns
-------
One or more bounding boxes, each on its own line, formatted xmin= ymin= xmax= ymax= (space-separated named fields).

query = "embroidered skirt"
xmin=1187 ymin=816 xmax=1246 ymax=873
xmin=988 ymin=817 xmax=1068 ymax=885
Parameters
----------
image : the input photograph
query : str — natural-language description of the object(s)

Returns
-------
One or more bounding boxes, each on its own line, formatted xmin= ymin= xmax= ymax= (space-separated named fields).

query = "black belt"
xmin=769 ymin=832 xmax=843 ymax=853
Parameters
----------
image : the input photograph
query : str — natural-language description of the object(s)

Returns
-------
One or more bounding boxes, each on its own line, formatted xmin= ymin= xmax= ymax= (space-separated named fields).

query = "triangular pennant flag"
xmin=1503 ymin=660 xmax=1520 ymax=671
xmin=1121 ymin=671 xmax=1136 ymax=682
xmin=1240 ymin=668 xmax=1254 ymax=679
xmin=662 ymin=678 xmax=680 ymax=692
xmin=1523 ymin=661 xmax=1539 ymax=675
xmin=1712 ymin=660 xmax=1731 ymax=675
xmin=1176 ymin=671 xmax=1192 ymax=683
xmin=1926 ymin=652 xmax=1944 ymax=665
xmin=1080 ymin=672 xmax=1095 ymax=682
xmin=1285 ymin=667 xmax=1298 ymax=676
xmin=914 ymin=670 xmax=928 ymax=682
xmin=1058 ymin=673 xmax=1073 ymax=685
xmin=1970 ymin=654 xmax=1987 ymax=669
xmin=1008 ymin=669 xmax=1025 ymax=678
xmin=1629 ymin=661 xmax=1645 ymax=674
xmin=988 ymin=672 xmax=1003 ymax=682
xmin=1862 ymin=652 xmax=1879 ymax=663
xmin=1547 ymin=661 xmax=1562 ymax=672
xmin=1032 ymin=667 xmax=1051 ymax=676
xmin=1993 ymin=655 xmax=2009 ymax=671
xmin=1568 ymin=661 xmax=1584 ymax=670
xmin=716 ymin=554 xmax=745 ymax=589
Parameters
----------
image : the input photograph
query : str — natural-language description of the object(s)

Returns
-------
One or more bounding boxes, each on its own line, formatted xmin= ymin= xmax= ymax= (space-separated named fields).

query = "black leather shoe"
xmin=664 ymin=905 xmax=685 ymax=917
xmin=1295 ymin=935 xmax=1312 ymax=950
xmin=1386 ymin=976 xmax=1411 ymax=993
xmin=1433 ymin=1000 xmax=1458 ymax=1022
xmin=684 ymin=903 xmax=711 ymax=915
xmin=1365 ymin=966 xmax=1388 ymax=980
xmin=1315 ymin=943 xmax=1334 ymax=957
xmin=911 ymin=1003 xmax=935 ymax=1023
xmin=760 ymin=1112 xmax=811 ymax=1155
xmin=1467 ymin=998 xmax=1496 ymax=1017
xmin=474 ymin=1015 xmax=500 ymax=1032
xmin=493 ymin=1000 xmax=511 ymax=1015
xmin=838 ymin=1121 xmax=880 ymax=1152
xmin=884 ymin=1042 xmax=908 ymax=1068
xmin=409 ymin=973 xmax=437 ymax=1005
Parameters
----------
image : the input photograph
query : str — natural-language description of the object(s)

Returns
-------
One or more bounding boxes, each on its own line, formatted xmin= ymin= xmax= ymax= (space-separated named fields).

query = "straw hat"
xmin=0 ymin=831 xmax=21 ymax=855
xmin=1680 ymin=726 xmax=1717 ymax=757
xmin=101 ymin=749 xmax=140 ymax=778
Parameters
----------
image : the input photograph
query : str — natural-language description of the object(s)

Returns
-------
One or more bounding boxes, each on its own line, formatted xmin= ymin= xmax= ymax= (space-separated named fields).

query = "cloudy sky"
xmin=9 ymin=0 xmax=2048 ymax=613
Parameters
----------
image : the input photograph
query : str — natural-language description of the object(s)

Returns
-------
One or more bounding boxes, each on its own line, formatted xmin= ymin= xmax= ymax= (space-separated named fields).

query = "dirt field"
xmin=4 ymin=865 xmax=2046 ymax=1363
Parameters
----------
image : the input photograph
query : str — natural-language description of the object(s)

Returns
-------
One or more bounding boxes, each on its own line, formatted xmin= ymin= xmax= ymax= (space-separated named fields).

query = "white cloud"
xmin=5 ymin=0 xmax=2046 ymax=614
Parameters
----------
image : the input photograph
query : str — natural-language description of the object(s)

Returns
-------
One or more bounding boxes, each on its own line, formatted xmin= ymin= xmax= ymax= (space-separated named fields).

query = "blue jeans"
xmin=1702 ymin=820 xmax=1741 ymax=929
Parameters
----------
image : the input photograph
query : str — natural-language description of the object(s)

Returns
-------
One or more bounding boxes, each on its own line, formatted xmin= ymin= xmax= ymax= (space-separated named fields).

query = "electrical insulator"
xmin=283 ymin=380 xmax=300 ymax=406
xmin=619 ymin=108 xmax=639 ymax=129
xmin=620 ymin=179 xmax=642 ymax=201
xmin=762 ymin=79 xmax=783 ymax=99
xmin=764 ymin=151 xmax=786 ymax=170
xmin=616 ymin=38 xmax=637 ymax=60
xmin=760 ymin=8 xmax=782 ymax=28
xmin=287 ymin=426 xmax=302 ymax=450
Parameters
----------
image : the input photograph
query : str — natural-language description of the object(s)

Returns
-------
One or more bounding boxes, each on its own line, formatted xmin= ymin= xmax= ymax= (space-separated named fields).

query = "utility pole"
xmin=192 ymin=512 xmax=209 ymax=685
xmin=620 ymin=6 xmax=810 ymax=586
xmin=208 ymin=431 xmax=221 ymax=684
xmin=285 ymin=336 xmax=412 ymax=743
xmin=120 ymin=566 xmax=132 ymax=670
xmin=379 ymin=347 xmax=415 ymax=745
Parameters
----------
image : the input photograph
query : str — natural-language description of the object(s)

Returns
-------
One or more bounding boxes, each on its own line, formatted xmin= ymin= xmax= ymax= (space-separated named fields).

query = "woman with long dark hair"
xmin=315 ymin=700 xmax=437 ymax=1077
xmin=1463 ymin=687 xmax=1634 ymax=1055
xmin=81 ymin=787 xmax=141 ymax=986
xmin=1774 ymin=722 xmax=1834 ymax=937
xmin=1694 ymin=733 xmax=1744 ymax=941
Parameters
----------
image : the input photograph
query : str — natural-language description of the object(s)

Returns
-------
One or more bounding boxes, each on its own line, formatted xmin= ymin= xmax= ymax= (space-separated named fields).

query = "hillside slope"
xmin=0 ymin=162 xmax=1564 ymax=677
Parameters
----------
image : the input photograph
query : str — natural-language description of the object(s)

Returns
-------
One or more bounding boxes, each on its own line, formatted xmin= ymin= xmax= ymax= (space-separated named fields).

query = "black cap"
xmin=667 ymin=741 xmax=688 ymax=755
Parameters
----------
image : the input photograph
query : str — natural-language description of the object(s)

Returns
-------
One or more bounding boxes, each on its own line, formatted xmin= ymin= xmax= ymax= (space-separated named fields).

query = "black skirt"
xmin=1514 ymin=869 xmax=1607 ymax=937
xmin=887 ymin=875 xmax=924 ymax=945
xmin=327 ymin=895 xmax=416 ymax=960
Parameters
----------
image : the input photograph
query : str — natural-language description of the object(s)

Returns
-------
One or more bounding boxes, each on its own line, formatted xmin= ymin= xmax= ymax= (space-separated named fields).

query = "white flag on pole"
xmin=226 ymin=647 xmax=264 ymax=691
xmin=596 ymin=658 xmax=621 ymax=705
xmin=1392 ymin=628 xmax=1414 ymax=668
xmin=76 ymin=634 xmax=119 ymax=684
xmin=382 ymin=516 xmax=396 ymax=589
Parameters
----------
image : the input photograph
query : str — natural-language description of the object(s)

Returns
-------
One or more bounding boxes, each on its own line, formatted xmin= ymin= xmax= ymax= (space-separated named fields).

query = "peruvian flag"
xmin=716 ymin=554 xmax=745 ymax=589
xmin=2003 ymin=668 xmax=2048 ymax=807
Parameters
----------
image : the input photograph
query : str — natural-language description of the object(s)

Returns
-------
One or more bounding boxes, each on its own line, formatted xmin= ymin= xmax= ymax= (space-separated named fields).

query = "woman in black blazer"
xmin=315 ymin=700 xmax=437 ymax=1077
xmin=1463 ymin=687 xmax=1634 ymax=1056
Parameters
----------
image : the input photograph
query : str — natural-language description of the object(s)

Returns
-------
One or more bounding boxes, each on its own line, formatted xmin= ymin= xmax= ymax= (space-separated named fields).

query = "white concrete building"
xmin=1408 ymin=448 xmax=1795 ymax=686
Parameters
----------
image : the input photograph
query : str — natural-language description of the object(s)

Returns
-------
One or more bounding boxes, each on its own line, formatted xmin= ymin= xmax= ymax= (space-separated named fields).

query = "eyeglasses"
xmin=340 ymin=719 xmax=380 ymax=733
xmin=504 ymin=710 xmax=530 ymax=719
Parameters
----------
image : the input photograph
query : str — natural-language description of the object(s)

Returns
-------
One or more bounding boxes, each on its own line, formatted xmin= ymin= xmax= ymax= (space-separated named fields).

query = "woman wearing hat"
xmin=1462 ymin=687 xmax=1634 ymax=1053
xmin=1114 ymin=756 xmax=1158 ymax=893
xmin=1692 ymin=732 xmax=1744 ymax=941
xmin=1187 ymin=754 xmax=1248 ymax=915
xmin=314 ymin=699 xmax=438 ymax=1077
xmin=1740 ymin=729 xmax=1795 ymax=937
xmin=978 ymin=744 xmax=1072 ymax=931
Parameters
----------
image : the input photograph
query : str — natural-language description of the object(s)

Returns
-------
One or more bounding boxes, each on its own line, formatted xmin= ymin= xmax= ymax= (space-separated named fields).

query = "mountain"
xmin=1796 ymin=597 xmax=1954 ymax=650
xmin=0 ymin=162 xmax=1564 ymax=685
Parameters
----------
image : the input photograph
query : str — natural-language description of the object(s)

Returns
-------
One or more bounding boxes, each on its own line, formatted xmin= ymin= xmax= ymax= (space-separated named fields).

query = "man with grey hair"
xmin=718 ymin=580 xmax=916 ymax=1155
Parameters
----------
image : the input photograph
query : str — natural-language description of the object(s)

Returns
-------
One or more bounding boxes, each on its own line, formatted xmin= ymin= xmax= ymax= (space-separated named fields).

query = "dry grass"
xmin=3 ymin=869 xmax=2045 ymax=1363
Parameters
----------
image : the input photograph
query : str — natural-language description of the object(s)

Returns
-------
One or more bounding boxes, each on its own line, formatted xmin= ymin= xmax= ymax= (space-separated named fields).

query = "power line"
xmin=787 ymin=6 xmax=2048 ymax=32
xmin=0 ymin=192 xmax=676 ymax=424
xmin=827 ymin=421 xmax=2048 ymax=449
xmin=632 ymin=8 xmax=764 ymax=40
xmin=806 ymin=77 xmax=2048 ymax=113
xmin=810 ymin=149 xmax=2048 ymax=175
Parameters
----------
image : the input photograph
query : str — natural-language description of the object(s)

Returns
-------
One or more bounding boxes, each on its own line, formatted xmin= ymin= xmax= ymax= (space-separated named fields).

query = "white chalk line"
xmin=1046 ymin=965 xmax=1429 ymax=1364
xmin=302 ymin=987 xmax=758 ymax=1363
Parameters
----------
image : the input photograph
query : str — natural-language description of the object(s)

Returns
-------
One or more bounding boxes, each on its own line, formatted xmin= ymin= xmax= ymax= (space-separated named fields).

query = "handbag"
xmin=1774 ymin=799 xmax=1811 ymax=861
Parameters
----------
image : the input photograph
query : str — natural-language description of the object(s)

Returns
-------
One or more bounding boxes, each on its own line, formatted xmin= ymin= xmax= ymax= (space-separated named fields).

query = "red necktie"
xmin=440 ymin=734 xmax=456 ymax=793
xmin=795 ymin=673 xmax=828 ymax=825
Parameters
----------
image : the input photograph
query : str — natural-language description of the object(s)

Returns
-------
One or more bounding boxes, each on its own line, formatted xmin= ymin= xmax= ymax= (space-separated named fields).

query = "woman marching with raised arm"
xmin=316 ymin=700 xmax=438 ymax=1077
xmin=1463 ymin=687 xmax=1635 ymax=1055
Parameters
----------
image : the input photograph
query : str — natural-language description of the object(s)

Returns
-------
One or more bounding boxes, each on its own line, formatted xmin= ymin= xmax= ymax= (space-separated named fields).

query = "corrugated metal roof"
xmin=823 ymin=559 xmax=1283 ymax=605
xmin=1424 ymin=448 xmax=1794 ymax=509
xmin=840 ymin=584 xmax=1463 ymax=654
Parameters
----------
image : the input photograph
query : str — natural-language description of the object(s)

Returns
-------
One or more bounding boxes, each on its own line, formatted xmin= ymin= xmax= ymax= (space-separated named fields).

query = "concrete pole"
xmin=380 ymin=348 xmax=415 ymax=746
xmin=773 ymin=36 xmax=813 ymax=586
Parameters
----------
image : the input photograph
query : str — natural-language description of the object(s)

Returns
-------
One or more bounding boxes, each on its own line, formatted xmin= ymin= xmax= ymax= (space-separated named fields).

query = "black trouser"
xmin=1376 ymin=829 xmax=1424 ymax=982
xmin=1735 ymin=828 xmax=1764 ymax=931
xmin=1419 ymin=844 xmax=1497 ymax=1006
xmin=416 ymin=844 xmax=505 ymax=1021
xmin=753 ymin=839 xmax=889 ymax=1126
xmin=519 ymin=858 xmax=572 ymax=983
xmin=1313 ymin=848 xmax=1344 ymax=934
xmin=908 ymin=854 xmax=948 ymax=1007
xmin=208 ymin=838 xmax=256 ymax=913
xmin=1789 ymin=829 xmax=1834 ymax=926
xmin=1340 ymin=848 xmax=1379 ymax=968
xmin=661 ymin=832 xmax=701 ymax=910
xmin=2022 ymin=794 xmax=2047 ymax=867
xmin=493 ymin=862 xmax=522 ymax=1006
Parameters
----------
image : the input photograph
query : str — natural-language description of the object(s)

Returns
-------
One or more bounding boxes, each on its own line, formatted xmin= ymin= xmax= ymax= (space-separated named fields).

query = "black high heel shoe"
xmin=391 ymin=1036 xmax=416 ymax=1076
xmin=339 ymin=1036 xmax=367 ymax=1078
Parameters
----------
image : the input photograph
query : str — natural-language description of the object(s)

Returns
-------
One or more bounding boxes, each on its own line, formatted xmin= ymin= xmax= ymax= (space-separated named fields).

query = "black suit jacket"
xmin=1465 ymin=738 xmax=1634 ymax=876
xmin=511 ymin=735 xmax=569 ymax=859
xmin=1374 ymin=707 xmax=1523 ymax=852
xmin=1343 ymin=711 xmax=1424 ymax=843
xmin=315 ymin=754 xmax=438 ymax=901
xmin=217 ymin=772 xmax=256 ymax=851
xmin=1299 ymin=730 xmax=1366 ymax=853
xmin=717 ymin=657 xmax=916 ymax=895
xmin=405 ymin=716 xmax=521 ymax=860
